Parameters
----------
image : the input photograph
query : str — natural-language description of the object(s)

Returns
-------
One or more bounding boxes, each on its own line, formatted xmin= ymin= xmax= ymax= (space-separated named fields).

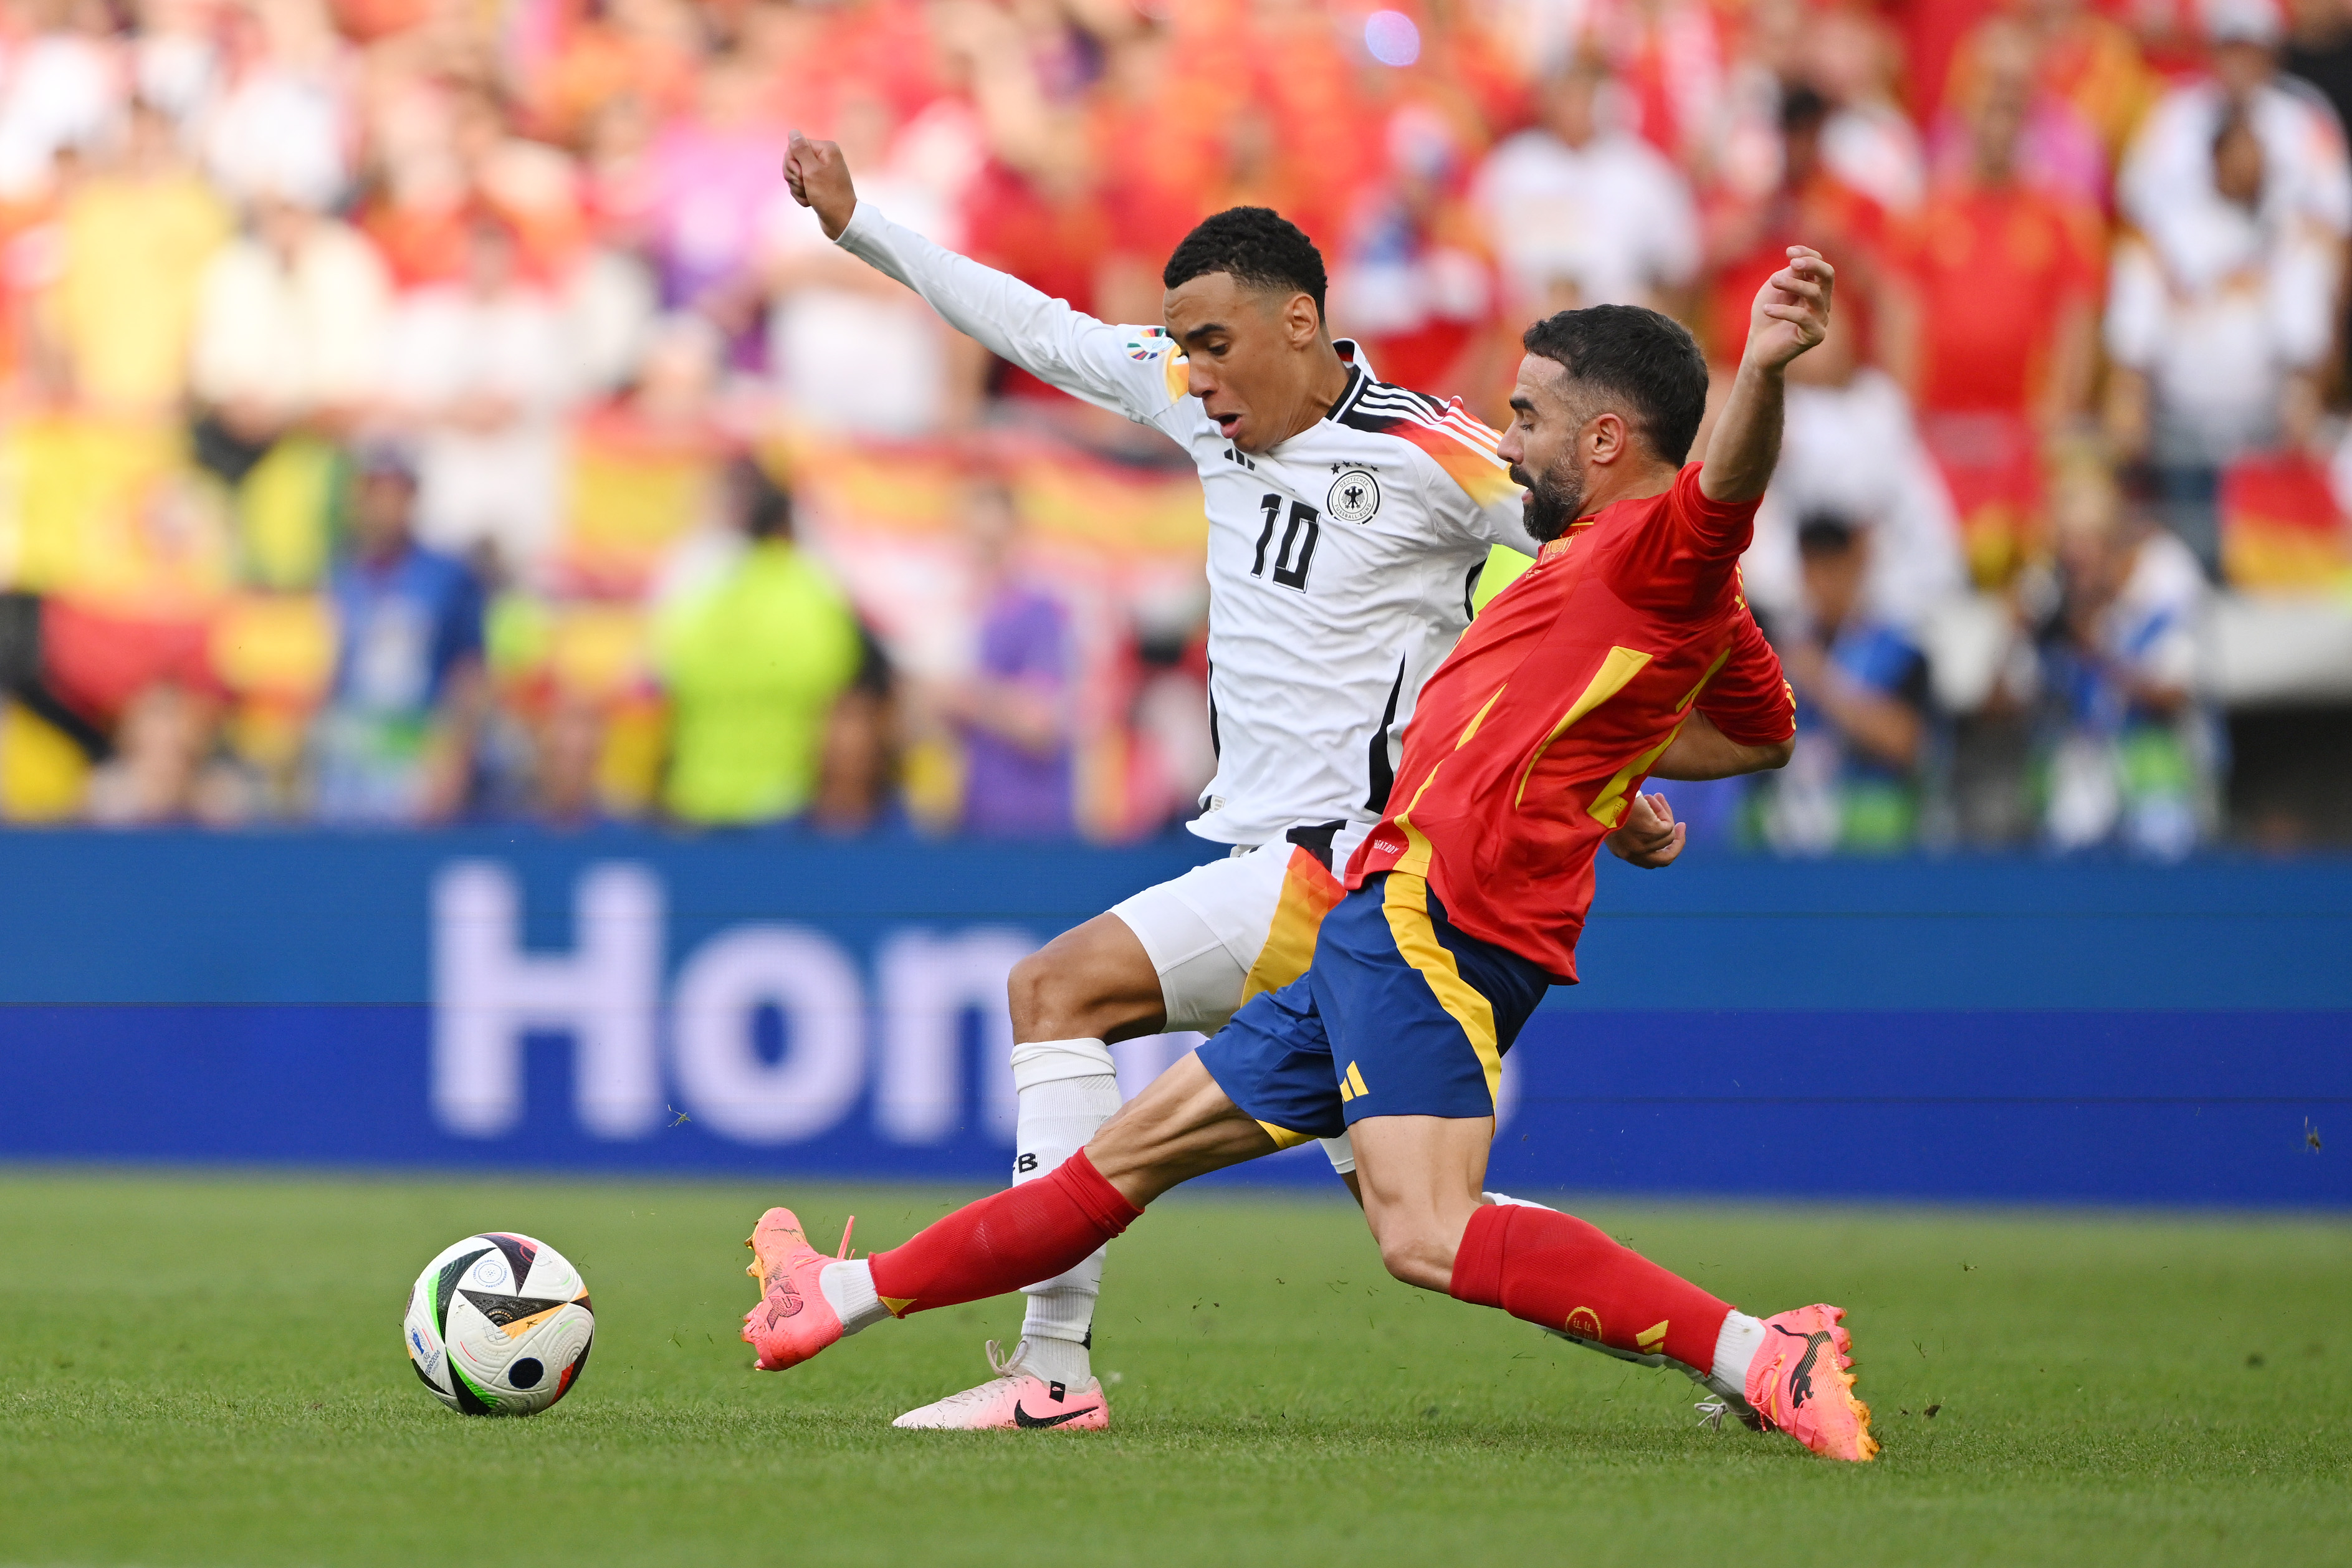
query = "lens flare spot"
xmin=1365 ymin=10 xmax=1420 ymax=67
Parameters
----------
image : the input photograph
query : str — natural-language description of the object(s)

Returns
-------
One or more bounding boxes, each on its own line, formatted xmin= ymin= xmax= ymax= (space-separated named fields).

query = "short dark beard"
xmin=1511 ymin=458 xmax=1586 ymax=544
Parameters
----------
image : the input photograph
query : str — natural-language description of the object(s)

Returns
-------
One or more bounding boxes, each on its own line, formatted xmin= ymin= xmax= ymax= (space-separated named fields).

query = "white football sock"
xmin=1712 ymin=1309 xmax=1767 ymax=1391
xmin=1008 ymin=1039 xmax=1121 ymax=1183
xmin=1481 ymin=1191 xmax=1556 ymax=1208
xmin=818 ymin=1259 xmax=891 ymax=1336
xmin=1013 ymin=1332 xmax=1094 ymax=1389
xmin=1006 ymin=1038 xmax=1123 ymax=1384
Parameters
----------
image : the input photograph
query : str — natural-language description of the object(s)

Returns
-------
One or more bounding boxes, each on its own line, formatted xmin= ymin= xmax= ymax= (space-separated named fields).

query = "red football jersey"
xmin=1347 ymin=464 xmax=1795 ymax=981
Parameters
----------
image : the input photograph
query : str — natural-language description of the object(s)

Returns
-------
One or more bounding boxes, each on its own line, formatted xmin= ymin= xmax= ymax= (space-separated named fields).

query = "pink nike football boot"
xmin=741 ymin=1207 xmax=853 ymax=1372
xmin=891 ymin=1341 xmax=1109 ymax=1432
xmin=1744 ymin=1303 xmax=1879 ymax=1461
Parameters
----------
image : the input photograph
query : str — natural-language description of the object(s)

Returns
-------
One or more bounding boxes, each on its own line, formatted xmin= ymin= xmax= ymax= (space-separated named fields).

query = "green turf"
xmin=0 ymin=1171 xmax=2346 ymax=1567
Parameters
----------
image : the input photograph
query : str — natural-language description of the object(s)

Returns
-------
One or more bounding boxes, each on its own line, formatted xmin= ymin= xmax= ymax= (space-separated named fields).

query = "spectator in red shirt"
xmin=954 ymin=157 xmax=1117 ymax=423
xmin=1326 ymin=103 xmax=1498 ymax=400
xmin=1884 ymin=22 xmax=2104 ymax=585
xmin=1938 ymin=0 xmax=2158 ymax=209
xmin=1704 ymin=85 xmax=1886 ymax=368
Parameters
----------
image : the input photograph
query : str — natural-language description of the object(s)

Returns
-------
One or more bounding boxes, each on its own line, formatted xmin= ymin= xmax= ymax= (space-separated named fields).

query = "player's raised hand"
xmin=1604 ymin=791 xmax=1685 ymax=869
xmin=784 ymin=130 xmax=858 ymax=241
xmin=1745 ymin=246 xmax=1833 ymax=373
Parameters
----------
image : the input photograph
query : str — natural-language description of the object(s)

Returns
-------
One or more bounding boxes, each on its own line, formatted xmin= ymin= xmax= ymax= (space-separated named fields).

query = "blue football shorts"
xmin=1195 ymin=870 xmax=1552 ymax=1144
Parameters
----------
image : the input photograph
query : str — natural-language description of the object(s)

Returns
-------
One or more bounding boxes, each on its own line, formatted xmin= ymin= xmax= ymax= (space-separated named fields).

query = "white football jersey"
xmin=839 ymin=203 xmax=1536 ymax=846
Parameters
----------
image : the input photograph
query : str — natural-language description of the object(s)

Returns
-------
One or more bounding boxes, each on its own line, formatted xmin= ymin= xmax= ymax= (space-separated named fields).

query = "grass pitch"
xmin=0 ymin=1172 xmax=2346 ymax=1567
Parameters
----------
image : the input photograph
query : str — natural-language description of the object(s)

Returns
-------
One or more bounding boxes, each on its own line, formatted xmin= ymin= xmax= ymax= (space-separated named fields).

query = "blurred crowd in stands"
xmin=0 ymin=0 xmax=2346 ymax=853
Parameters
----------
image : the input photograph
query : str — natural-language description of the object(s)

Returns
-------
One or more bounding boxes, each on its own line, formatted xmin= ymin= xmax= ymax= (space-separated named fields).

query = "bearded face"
xmin=1511 ymin=453 xmax=1587 ymax=544
xmin=1510 ymin=386 xmax=1600 ymax=543
xmin=1499 ymin=358 xmax=1637 ymax=544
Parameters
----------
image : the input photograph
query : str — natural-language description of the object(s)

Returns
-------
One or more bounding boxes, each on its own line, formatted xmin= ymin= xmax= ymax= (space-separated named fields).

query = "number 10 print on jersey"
xmin=831 ymin=204 xmax=1536 ymax=848
xmin=1254 ymin=494 xmax=1321 ymax=590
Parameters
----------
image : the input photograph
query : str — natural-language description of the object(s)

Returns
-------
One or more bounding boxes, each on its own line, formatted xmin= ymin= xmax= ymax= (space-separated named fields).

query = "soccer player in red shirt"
xmin=740 ymin=249 xmax=1878 ymax=1463
xmin=1885 ymin=22 xmax=2105 ymax=584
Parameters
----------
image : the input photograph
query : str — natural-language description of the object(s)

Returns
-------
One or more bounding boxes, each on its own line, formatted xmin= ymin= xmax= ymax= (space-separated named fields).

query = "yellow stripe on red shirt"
xmin=1349 ymin=466 xmax=1795 ymax=983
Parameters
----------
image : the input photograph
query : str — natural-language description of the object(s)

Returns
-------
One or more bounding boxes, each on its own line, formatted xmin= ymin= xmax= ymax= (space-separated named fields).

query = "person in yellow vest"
xmin=44 ymin=98 xmax=230 ymax=414
xmin=651 ymin=457 xmax=877 ymax=826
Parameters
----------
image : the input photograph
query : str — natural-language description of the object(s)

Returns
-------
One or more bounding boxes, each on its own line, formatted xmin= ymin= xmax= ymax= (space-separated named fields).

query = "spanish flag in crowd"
xmin=2221 ymin=453 xmax=2352 ymax=593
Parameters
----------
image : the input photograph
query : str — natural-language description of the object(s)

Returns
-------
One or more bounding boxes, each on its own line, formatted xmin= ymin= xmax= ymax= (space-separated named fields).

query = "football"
xmin=403 ymin=1232 xmax=594 ymax=1417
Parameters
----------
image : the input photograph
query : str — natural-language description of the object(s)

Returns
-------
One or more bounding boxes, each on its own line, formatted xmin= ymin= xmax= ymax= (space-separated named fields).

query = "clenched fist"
xmin=1604 ymin=790 xmax=1686 ymax=869
xmin=1745 ymin=246 xmax=1833 ymax=373
xmin=783 ymin=130 xmax=858 ymax=241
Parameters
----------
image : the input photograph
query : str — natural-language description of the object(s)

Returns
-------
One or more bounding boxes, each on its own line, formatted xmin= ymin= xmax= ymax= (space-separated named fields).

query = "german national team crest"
xmin=1327 ymin=469 xmax=1380 ymax=523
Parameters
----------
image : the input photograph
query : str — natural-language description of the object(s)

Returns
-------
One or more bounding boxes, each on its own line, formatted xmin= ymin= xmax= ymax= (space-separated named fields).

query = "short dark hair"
xmin=726 ymin=455 xmax=794 ymax=540
xmin=1163 ymin=207 xmax=1327 ymax=323
xmin=1520 ymin=305 xmax=1708 ymax=465
xmin=1796 ymin=511 xmax=1860 ymax=558
xmin=1779 ymin=83 xmax=1832 ymax=136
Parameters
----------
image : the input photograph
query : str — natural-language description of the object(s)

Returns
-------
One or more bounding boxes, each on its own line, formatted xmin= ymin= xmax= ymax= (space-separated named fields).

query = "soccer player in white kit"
xmin=782 ymin=131 xmax=1685 ymax=1430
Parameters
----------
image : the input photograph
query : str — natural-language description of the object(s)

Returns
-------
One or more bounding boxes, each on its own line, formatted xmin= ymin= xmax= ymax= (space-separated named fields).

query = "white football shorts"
xmin=1109 ymin=825 xmax=1364 ymax=1033
xmin=1109 ymin=824 xmax=1369 ymax=1175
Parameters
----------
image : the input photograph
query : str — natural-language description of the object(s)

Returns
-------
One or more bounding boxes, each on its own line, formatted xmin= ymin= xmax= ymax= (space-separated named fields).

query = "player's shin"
xmin=866 ymin=1149 xmax=1143 ymax=1319
xmin=1448 ymin=1203 xmax=1736 ymax=1381
xmin=1007 ymin=1037 xmax=1122 ymax=1387
xmin=1470 ymin=1192 xmax=1756 ymax=1413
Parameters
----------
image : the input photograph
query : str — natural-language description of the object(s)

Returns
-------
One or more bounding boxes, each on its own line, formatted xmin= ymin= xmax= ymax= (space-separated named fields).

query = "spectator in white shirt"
xmin=201 ymin=0 xmax=349 ymax=214
xmin=191 ymin=194 xmax=390 ymax=451
xmin=1811 ymin=4 xmax=1925 ymax=214
xmin=0 ymin=0 xmax=122 ymax=201
xmin=2118 ymin=0 xmax=2352 ymax=244
xmin=762 ymin=91 xmax=960 ymax=437
xmin=2108 ymin=64 xmax=2346 ymax=575
xmin=130 ymin=0 xmax=216 ymax=134
xmin=383 ymin=215 xmax=576 ymax=579
xmin=1744 ymin=307 xmax=1965 ymax=638
xmin=1468 ymin=53 xmax=1700 ymax=317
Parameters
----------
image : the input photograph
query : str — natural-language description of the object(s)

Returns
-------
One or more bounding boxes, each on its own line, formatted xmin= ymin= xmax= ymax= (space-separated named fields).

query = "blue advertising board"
xmin=0 ymin=827 xmax=2343 ymax=1206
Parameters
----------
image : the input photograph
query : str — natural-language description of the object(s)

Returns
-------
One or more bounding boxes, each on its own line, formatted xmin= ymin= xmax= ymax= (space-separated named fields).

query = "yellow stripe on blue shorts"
xmin=1378 ymin=871 xmax=1503 ymax=1107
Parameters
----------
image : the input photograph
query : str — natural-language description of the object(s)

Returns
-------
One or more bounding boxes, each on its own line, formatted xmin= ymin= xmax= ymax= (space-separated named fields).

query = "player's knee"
xmin=1365 ymin=1210 xmax=1455 ymax=1292
xmin=1006 ymin=948 xmax=1083 ymax=1037
xmin=1010 ymin=932 xmax=1144 ymax=1042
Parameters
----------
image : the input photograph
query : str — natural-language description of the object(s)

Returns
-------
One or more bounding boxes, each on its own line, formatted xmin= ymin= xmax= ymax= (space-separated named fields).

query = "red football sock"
xmin=868 ymin=1148 xmax=1142 ymax=1317
xmin=1449 ymin=1203 xmax=1731 ymax=1372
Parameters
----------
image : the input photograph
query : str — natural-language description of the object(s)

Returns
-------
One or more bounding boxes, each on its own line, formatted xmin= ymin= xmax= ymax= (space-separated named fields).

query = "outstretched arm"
xmin=1602 ymin=712 xmax=1795 ymax=871
xmin=1647 ymin=708 xmax=1795 ymax=780
xmin=783 ymin=132 xmax=1183 ymax=426
xmin=1699 ymin=246 xmax=1833 ymax=505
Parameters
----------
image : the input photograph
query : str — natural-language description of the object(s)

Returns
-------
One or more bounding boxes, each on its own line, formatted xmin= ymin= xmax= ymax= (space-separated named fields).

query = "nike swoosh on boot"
xmin=1012 ymin=1402 xmax=1096 ymax=1428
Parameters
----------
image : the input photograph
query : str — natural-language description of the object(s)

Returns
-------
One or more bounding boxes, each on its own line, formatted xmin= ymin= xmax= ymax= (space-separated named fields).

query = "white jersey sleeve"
xmin=1441 ymin=446 xmax=1539 ymax=558
xmin=834 ymin=200 xmax=1190 ymax=434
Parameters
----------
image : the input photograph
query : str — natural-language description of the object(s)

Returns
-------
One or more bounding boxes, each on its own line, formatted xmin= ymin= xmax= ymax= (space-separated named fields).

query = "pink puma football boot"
xmin=741 ymin=1207 xmax=854 ymax=1372
xmin=1744 ymin=1303 xmax=1878 ymax=1462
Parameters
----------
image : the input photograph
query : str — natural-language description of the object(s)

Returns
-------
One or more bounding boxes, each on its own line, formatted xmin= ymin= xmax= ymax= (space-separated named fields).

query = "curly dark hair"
xmin=1162 ymin=207 xmax=1327 ymax=322
xmin=1521 ymin=305 xmax=1709 ymax=466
